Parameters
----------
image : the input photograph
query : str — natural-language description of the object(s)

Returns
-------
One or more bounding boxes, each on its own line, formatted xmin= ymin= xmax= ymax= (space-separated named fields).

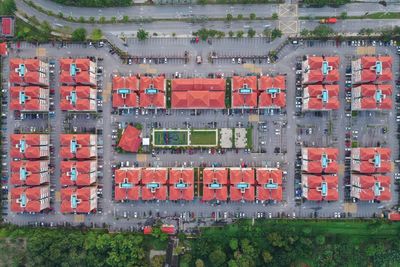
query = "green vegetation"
xmin=190 ymin=130 xmax=218 ymax=146
xmin=380 ymin=26 xmax=400 ymax=42
xmin=365 ymin=12 xmax=400 ymax=20
xmin=90 ymin=28 xmax=103 ymax=41
xmin=236 ymin=30 xmax=244 ymax=38
xmin=246 ymin=127 xmax=253 ymax=149
xmin=71 ymin=27 xmax=87 ymax=42
xmin=15 ymin=18 xmax=52 ymax=42
xmin=226 ymin=13 xmax=233 ymax=21
xmin=193 ymin=28 xmax=225 ymax=41
xmin=0 ymin=225 xmax=166 ymax=267
xmin=247 ymin=28 xmax=256 ymax=38
xmin=50 ymin=0 xmax=131 ymax=7
xmin=249 ymin=13 xmax=256 ymax=20
xmin=137 ymin=29 xmax=149 ymax=41
xmin=301 ymin=25 xmax=335 ymax=38
xmin=302 ymin=0 xmax=350 ymax=7
xmin=0 ymin=0 xmax=16 ymax=15
xmin=183 ymin=220 xmax=400 ymax=267
xmin=358 ymin=28 xmax=374 ymax=36
xmin=271 ymin=28 xmax=282 ymax=40
xmin=271 ymin=12 xmax=278 ymax=20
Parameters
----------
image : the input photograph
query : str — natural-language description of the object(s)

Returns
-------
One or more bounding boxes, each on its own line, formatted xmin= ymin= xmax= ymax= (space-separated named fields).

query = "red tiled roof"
xmin=229 ymin=168 xmax=255 ymax=201
xmin=388 ymin=212 xmax=400 ymax=221
xmin=171 ymin=78 xmax=226 ymax=109
xmin=139 ymin=76 xmax=166 ymax=108
xmin=9 ymin=59 xmax=47 ymax=85
xmin=0 ymin=42 xmax=7 ymax=56
xmin=60 ymin=161 xmax=96 ymax=186
xmin=114 ymin=168 xmax=141 ymax=201
xmin=202 ymin=168 xmax=228 ymax=201
xmin=60 ymin=86 xmax=96 ymax=111
xmin=361 ymin=56 xmax=392 ymax=69
xmin=168 ymin=168 xmax=194 ymax=201
xmin=232 ymin=77 xmax=258 ymax=108
xmin=113 ymin=76 xmax=138 ymax=91
xmin=141 ymin=168 xmax=168 ymax=200
xmin=259 ymin=75 xmax=285 ymax=91
xmin=161 ymin=225 xmax=176 ymax=234
xmin=10 ymin=161 xmax=48 ymax=186
xmin=303 ymin=175 xmax=338 ymax=201
xmin=118 ymin=125 xmax=141 ymax=153
xmin=11 ymin=186 xmax=49 ymax=212
xmin=60 ymin=186 xmax=97 ymax=213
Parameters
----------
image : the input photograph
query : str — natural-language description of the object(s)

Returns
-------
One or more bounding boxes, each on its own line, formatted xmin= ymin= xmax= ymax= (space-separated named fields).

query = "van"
xmin=196 ymin=55 xmax=202 ymax=64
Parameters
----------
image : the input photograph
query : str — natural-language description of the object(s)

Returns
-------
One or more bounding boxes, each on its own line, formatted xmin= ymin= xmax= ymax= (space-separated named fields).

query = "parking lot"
xmin=1 ymin=38 xmax=399 ymax=230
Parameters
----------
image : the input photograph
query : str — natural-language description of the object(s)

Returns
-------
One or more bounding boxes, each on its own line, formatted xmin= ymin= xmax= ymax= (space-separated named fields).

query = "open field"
xmin=190 ymin=129 xmax=218 ymax=146
xmin=153 ymin=129 xmax=189 ymax=146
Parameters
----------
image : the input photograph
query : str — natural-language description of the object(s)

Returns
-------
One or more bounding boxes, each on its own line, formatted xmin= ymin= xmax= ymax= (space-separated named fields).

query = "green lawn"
xmin=246 ymin=127 xmax=253 ymax=149
xmin=190 ymin=130 xmax=218 ymax=146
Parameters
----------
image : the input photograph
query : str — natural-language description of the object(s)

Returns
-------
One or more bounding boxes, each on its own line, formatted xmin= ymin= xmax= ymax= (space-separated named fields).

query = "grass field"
xmin=153 ymin=130 xmax=188 ymax=146
xmin=190 ymin=130 xmax=218 ymax=146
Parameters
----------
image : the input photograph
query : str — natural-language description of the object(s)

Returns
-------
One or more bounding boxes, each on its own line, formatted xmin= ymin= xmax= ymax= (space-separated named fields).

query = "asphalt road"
xmin=30 ymin=0 xmax=399 ymax=19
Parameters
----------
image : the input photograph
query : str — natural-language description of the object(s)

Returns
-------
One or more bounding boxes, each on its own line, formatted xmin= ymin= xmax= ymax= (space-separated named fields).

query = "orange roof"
xmin=169 ymin=168 xmax=194 ymax=201
xmin=113 ymin=76 xmax=138 ymax=91
xmin=141 ymin=168 xmax=168 ymax=200
xmin=259 ymin=75 xmax=286 ymax=91
xmin=232 ymin=77 xmax=258 ymax=108
xmin=172 ymin=78 xmax=225 ymax=91
xmin=0 ymin=42 xmax=7 ymax=56
xmin=118 ymin=125 xmax=141 ymax=153
xmin=172 ymin=91 xmax=225 ymax=109
xmin=388 ymin=212 xmax=400 ymax=221
xmin=202 ymin=168 xmax=228 ymax=201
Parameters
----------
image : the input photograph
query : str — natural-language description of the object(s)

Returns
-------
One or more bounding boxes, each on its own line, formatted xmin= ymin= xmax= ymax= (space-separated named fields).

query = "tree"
xmin=272 ymin=12 xmax=278 ymax=20
xmin=312 ymin=25 xmax=334 ymax=37
xmin=111 ymin=16 xmax=117 ymax=23
xmin=209 ymin=249 xmax=226 ymax=267
xmin=229 ymin=239 xmax=238 ymax=251
xmin=237 ymin=14 xmax=243 ymax=20
xmin=0 ymin=0 xmax=16 ymax=15
xmin=89 ymin=16 xmax=95 ymax=23
xmin=137 ymin=29 xmax=149 ymax=41
xmin=99 ymin=16 xmax=106 ymax=23
xmin=180 ymin=254 xmax=192 ymax=267
xmin=359 ymin=28 xmax=374 ymax=36
xmin=315 ymin=235 xmax=326 ymax=245
xmin=72 ymin=28 xmax=87 ymax=41
xmin=263 ymin=28 xmax=272 ymax=38
xmin=195 ymin=259 xmax=205 ymax=267
xmin=300 ymin=28 xmax=310 ymax=37
xmin=262 ymin=250 xmax=273 ymax=263
xmin=78 ymin=16 xmax=85 ymax=23
xmin=228 ymin=31 xmax=234 ymax=37
xmin=151 ymin=255 xmax=165 ymax=267
xmin=236 ymin=30 xmax=244 ymax=38
xmin=271 ymin=28 xmax=283 ymax=40
xmin=226 ymin=13 xmax=233 ymax=21
xmin=58 ymin=12 xmax=64 ymax=18
xmin=247 ymin=28 xmax=256 ymax=38
xmin=340 ymin=11 xmax=348 ymax=19
xmin=90 ymin=28 xmax=103 ymax=41
xmin=249 ymin=13 xmax=256 ymax=20
xmin=122 ymin=15 xmax=129 ymax=22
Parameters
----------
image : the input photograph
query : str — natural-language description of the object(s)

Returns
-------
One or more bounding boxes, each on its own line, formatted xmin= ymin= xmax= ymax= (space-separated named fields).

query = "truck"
xmin=319 ymin=18 xmax=337 ymax=24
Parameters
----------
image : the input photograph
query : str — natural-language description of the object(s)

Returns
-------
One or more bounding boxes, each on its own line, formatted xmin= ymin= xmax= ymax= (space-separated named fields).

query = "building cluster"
xmin=112 ymin=75 xmax=287 ymax=110
xmin=10 ymin=134 xmax=51 ymax=212
xmin=60 ymin=58 xmax=97 ymax=112
xmin=9 ymin=58 xmax=49 ymax=112
xmin=112 ymin=75 xmax=166 ymax=109
xmin=114 ymin=167 xmax=283 ymax=202
xmin=232 ymin=75 xmax=286 ymax=109
xmin=351 ymin=56 xmax=393 ymax=110
xmin=59 ymin=135 xmax=98 ymax=213
xmin=302 ymin=56 xmax=340 ymax=111
xmin=301 ymin=147 xmax=339 ymax=201
xmin=350 ymin=147 xmax=392 ymax=201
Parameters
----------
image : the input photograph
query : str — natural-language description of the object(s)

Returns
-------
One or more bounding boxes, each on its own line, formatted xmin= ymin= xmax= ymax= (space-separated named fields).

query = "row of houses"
xmin=350 ymin=147 xmax=392 ymax=201
xmin=301 ymin=147 xmax=339 ymax=201
xmin=351 ymin=56 xmax=393 ymax=111
xmin=299 ymin=147 xmax=392 ymax=202
xmin=114 ymin=167 xmax=283 ymax=203
xmin=9 ymin=134 xmax=51 ymax=213
xmin=112 ymin=75 xmax=287 ymax=110
xmin=301 ymin=56 xmax=340 ymax=111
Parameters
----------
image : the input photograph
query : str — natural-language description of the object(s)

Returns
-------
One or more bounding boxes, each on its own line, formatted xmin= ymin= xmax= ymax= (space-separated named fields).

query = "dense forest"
xmin=180 ymin=220 xmax=400 ymax=267
xmin=0 ymin=220 xmax=399 ymax=266
xmin=51 ymin=0 xmax=132 ymax=7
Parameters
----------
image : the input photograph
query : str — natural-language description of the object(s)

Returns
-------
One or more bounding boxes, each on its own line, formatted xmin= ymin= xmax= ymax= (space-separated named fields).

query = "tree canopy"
xmin=51 ymin=0 xmax=131 ymax=7
xmin=0 ymin=0 xmax=16 ymax=15
xmin=72 ymin=27 xmax=87 ymax=42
